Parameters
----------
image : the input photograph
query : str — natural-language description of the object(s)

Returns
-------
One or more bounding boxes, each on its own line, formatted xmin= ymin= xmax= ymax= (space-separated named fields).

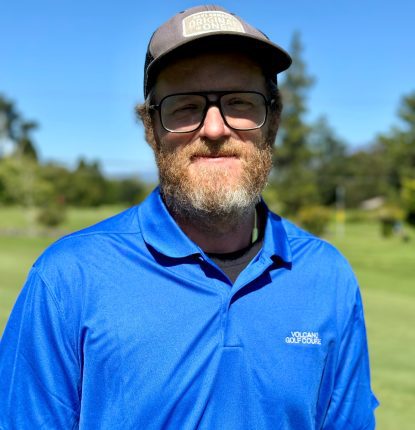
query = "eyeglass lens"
xmin=160 ymin=92 xmax=267 ymax=132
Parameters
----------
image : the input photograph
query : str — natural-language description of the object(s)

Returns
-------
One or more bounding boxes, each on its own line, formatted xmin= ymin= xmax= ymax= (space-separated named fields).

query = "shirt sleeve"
xmin=0 ymin=267 xmax=80 ymax=429
xmin=322 ymin=287 xmax=379 ymax=430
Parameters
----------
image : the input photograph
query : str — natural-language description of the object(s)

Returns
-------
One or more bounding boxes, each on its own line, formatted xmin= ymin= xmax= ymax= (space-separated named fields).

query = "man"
xmin=0 ymin=5 xmax=378 ymax=429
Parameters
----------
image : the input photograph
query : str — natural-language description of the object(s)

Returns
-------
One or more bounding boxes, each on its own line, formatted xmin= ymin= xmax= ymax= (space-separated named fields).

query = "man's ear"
xmin=265 ymin=111 xmax=280 ymax=147
xmin=135 ymin=103 xmax=160 ymax=151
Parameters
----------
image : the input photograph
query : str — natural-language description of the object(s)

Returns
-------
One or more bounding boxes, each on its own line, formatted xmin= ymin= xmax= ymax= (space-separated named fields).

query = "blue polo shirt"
xmin=0 ymin=188 xmax=378 ymax=429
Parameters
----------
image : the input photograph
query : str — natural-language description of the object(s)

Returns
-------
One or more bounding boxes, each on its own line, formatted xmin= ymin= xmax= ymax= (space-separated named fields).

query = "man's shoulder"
xmin=267 ymin=209 xmax=353 ymax=271
xmin=267 ymin=209 xmax=324 ymax=244
xmin=34 ymin=205 xmax=142 ymax=271
xmin=67 ymin=205 xmax=141 ymax=238
xmin=276 ymin=215 xmax=314 ymax=239
xmin=267 ymin=211 xmax=360 ymax=315
xmin=59 ymin=204 xmax=139 ymax=244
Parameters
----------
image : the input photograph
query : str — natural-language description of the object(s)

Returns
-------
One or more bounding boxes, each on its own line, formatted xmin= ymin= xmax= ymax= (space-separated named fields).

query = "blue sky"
xmin=1 ymin=0 xmax=414 ymax=178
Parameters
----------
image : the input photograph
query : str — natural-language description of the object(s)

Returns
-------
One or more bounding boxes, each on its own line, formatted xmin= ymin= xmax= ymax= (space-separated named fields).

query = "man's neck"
xmin=174 ymin=208 xmax=256 ymax=254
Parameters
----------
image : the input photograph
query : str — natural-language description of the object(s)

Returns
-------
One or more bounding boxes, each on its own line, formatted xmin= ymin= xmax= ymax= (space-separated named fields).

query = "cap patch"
xmin=182 ymin=11 xmax=245 ymax=38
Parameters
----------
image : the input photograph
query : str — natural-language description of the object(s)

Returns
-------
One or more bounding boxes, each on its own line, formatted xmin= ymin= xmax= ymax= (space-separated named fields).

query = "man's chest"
xmin=77 ymin=264 xmax=338 ymax=428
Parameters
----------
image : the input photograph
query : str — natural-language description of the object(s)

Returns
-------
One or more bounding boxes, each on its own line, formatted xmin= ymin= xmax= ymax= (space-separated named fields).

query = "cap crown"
xmin=144 ymin=5 xmax=291 ymax=98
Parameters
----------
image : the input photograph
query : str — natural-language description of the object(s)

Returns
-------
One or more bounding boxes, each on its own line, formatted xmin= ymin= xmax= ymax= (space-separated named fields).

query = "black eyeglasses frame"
xmin=149 ymin=91 xmax=275 ymax=133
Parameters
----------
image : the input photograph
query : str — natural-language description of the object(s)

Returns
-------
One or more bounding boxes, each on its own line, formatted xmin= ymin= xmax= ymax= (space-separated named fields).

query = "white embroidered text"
xmin=285 ymin=331 xmax=321 ymax=345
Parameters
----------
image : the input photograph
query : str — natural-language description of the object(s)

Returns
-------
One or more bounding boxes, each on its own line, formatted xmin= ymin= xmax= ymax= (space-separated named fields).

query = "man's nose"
xmin=199 ymin=106 xmax=231 ymax=140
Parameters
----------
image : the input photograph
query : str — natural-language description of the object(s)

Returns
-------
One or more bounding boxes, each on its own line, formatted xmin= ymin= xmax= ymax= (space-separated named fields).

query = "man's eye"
xmin=226 ymin=98 xmax=254 ymax=110
xmin=173 ymin=104 xmax=199 ymax=113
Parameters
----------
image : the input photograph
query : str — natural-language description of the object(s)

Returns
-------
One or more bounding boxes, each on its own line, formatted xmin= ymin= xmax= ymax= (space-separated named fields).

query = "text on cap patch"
xmin=182 ymin=11 xmax=245 ymax=38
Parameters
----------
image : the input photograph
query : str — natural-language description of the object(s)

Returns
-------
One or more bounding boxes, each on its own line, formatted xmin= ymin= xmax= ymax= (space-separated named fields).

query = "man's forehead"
xmin=153 ymin=52 xmax=267 ymax=97
xmin=159 ymin=51 xmax=264 ymax=76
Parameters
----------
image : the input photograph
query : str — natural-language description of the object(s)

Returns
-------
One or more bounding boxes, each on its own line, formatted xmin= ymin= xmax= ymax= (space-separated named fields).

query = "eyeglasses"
xmin=149 ymin=91 xmax=274 ymax=133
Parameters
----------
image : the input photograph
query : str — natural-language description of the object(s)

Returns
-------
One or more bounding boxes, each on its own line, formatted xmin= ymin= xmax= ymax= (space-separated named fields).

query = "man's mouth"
xmin=191 ymin=154 xmax=239 ymax=163
xmin=193 ymin=154 xmax=236 ymax=158
xmin=191 ymin=151 xmax=239 ymax=160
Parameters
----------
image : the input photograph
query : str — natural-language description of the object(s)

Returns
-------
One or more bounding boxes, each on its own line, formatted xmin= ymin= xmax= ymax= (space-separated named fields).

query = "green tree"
xmin=376 ymin=91 xmax=415 ymax=186
xmin=0 ymin=93 xmax=151 ymax=214
xmin=271 ymin=32 xmax=318 ymax=215
xmin=0 ymin=95 xmax=20 ymax=143
xmin=67 ymin=159 xmax=108 ymax=207
xmin=106 ymin=177 xmax=149 ymax=205
xmin=309 ymin=116 xmax=349 ymax=205
xmin=401 ymin=178 xmax=415 ymax=225
xmin=38 ymin=162 xmax=73 ymax=204
xmin=0 ymin=94 xmax=39 ymax=160
xmin=0 ymin=157 xmax=54 ymax=207
xmin=370 ymin=91 xmax=415 ymax=222
xmin=16 ymin=121 xmax=39 ymax=160
xmin=342 ymin=148 xmax=391 ymax=207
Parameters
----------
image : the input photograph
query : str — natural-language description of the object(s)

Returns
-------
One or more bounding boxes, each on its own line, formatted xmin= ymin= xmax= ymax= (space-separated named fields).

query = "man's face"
xmin=151 ymin=52 xmax=275 ymax=221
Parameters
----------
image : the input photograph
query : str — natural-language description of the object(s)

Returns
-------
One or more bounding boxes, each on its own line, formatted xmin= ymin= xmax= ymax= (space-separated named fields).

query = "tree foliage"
xmin=0 ymin=95 xmax=39 ymax=160
xmin=271 ymin=32 xmax=318 ymax=215
xmin=376 ymin=92 xmax=415 ymax=183
xmin=2 ymin=52 xmax=415 ymax=228
xmin=0 ymin=94 xmax=149 ymax=229
xmin=373 ymin=92 xmax=415 ymax=222
xmin=269 ymin=33 xmax=415 ymax=224
xmin=309 ymin=116 xmax=348 ymax=206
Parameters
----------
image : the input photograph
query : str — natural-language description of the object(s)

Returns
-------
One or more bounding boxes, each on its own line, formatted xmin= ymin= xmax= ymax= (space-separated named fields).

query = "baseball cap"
xmin=144 ymin=5 xmax=292 ymax=98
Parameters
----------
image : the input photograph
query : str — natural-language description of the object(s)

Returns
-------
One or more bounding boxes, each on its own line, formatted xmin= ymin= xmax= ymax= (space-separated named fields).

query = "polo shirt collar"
xmin=260 ymin=204 xmax=292 ymax=266
xmin=138 ymin=187 xmax=201 ymax=258
xmin=138 ymin=187 xmax=292 ymax=264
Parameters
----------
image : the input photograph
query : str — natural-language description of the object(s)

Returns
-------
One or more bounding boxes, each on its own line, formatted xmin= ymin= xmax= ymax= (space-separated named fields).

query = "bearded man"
xmin=0 ymin=5 xmax=378 ymax=429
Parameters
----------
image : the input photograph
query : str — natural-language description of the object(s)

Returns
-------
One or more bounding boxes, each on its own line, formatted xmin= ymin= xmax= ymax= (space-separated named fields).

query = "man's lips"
xmin=190 ymin=154 xmax=239 ymax=164
xmin=190 ymin=152 xmax=239 ymax=160
xmin=192 ymin=155 xmax=237 ymax=159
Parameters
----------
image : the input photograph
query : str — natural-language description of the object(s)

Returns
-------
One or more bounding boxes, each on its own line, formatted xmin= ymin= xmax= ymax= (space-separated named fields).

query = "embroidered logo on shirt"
xmin=285 ymin=331 xmax=321 ymax=345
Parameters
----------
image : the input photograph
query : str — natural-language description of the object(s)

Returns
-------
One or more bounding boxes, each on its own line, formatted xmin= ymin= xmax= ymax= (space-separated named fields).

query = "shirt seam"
xmin=285 ymin=234 xmax=325 ymax=241
xmin=31 ymin=267 xmax=82 ymax=418
xmin=56 ymin=229 xmax=141 ymax=244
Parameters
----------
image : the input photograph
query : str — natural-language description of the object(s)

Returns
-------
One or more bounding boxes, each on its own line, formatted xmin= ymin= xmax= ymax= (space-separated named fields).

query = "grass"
xmin=328 ymin=221 xmax=415 ymax=296
xmin=0 ymin=235 xmax=55 ymax=327
xmin=328 ymin=222 xmax=415 ymax=430
xmin=1 ymin=208 xmax=414 ymax=429
xmin=0 ymin=204 xmax=127 ymax=233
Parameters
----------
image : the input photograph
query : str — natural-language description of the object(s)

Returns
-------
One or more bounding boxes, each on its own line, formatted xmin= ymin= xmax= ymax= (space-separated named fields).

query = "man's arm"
xmin=0 ymin=267 xmax=80 ymax=429
xmin=322 ymin=288 xmax=379 ymax=429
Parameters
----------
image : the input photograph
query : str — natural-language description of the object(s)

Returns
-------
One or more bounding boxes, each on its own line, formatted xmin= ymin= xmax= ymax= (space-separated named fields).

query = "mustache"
xmin=184 ymin=139 xmax=245 ymax=159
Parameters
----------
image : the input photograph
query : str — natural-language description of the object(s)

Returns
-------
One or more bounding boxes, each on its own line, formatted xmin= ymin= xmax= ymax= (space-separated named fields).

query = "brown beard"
xmin=155 ymin=136 xmax=273 ymax=230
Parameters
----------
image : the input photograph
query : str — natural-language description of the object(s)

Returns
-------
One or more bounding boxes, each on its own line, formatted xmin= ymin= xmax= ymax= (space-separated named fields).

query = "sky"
xmin=1 ymin=0 xmax=414 ymax=179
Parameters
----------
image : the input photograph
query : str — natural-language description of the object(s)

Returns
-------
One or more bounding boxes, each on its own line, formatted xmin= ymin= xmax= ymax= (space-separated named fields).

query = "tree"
xmin=342 ymin=148 xmax=391 ymax=207
xmin=0 ymin=96 xmax=19 ymax=140
xmin=309 ymin=116 xmax=349 ymax=205
xmin=0 ymin=95 xmax=18 ymax=158
xmin=105 ymin=177 xmax=149 ymax=206
xmin=0 ymin=93 xmax=150 ymax=214
xmin=368 ymin=90 xmax=415 ymax=225
xmin=375 ymin=92 xmax=415 ymax=188
xmin=66 ymin=159 xmax=108 ymax=207
xmin=270 ymin=32 xmax=318 ymax=215
xmin=16 ymin=121 xmax=39 ymax=160
xmin=0 ymin=94 xmax=39 ymax=160
xmin=401 ymin=178 xmax=415 ymax=225
xmin=0 ymin=157 xmax=54 ymax=207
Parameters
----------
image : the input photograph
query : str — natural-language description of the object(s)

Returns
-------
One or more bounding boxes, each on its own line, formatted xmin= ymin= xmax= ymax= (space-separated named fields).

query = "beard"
xmin=154 ymin=136 xmax=272 ymax=231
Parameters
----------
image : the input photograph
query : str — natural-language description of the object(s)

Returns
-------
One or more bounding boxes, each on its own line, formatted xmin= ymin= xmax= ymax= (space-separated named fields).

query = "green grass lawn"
xmin=1 ymin=208 xmax=414 ymax=429
xmin=0 ymin=235 xmax=55 ymax=328
xmin=0 ymin=204 xmax=127 ymax=233
xmin=328 ymin=222 xmax=415 ymax=430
